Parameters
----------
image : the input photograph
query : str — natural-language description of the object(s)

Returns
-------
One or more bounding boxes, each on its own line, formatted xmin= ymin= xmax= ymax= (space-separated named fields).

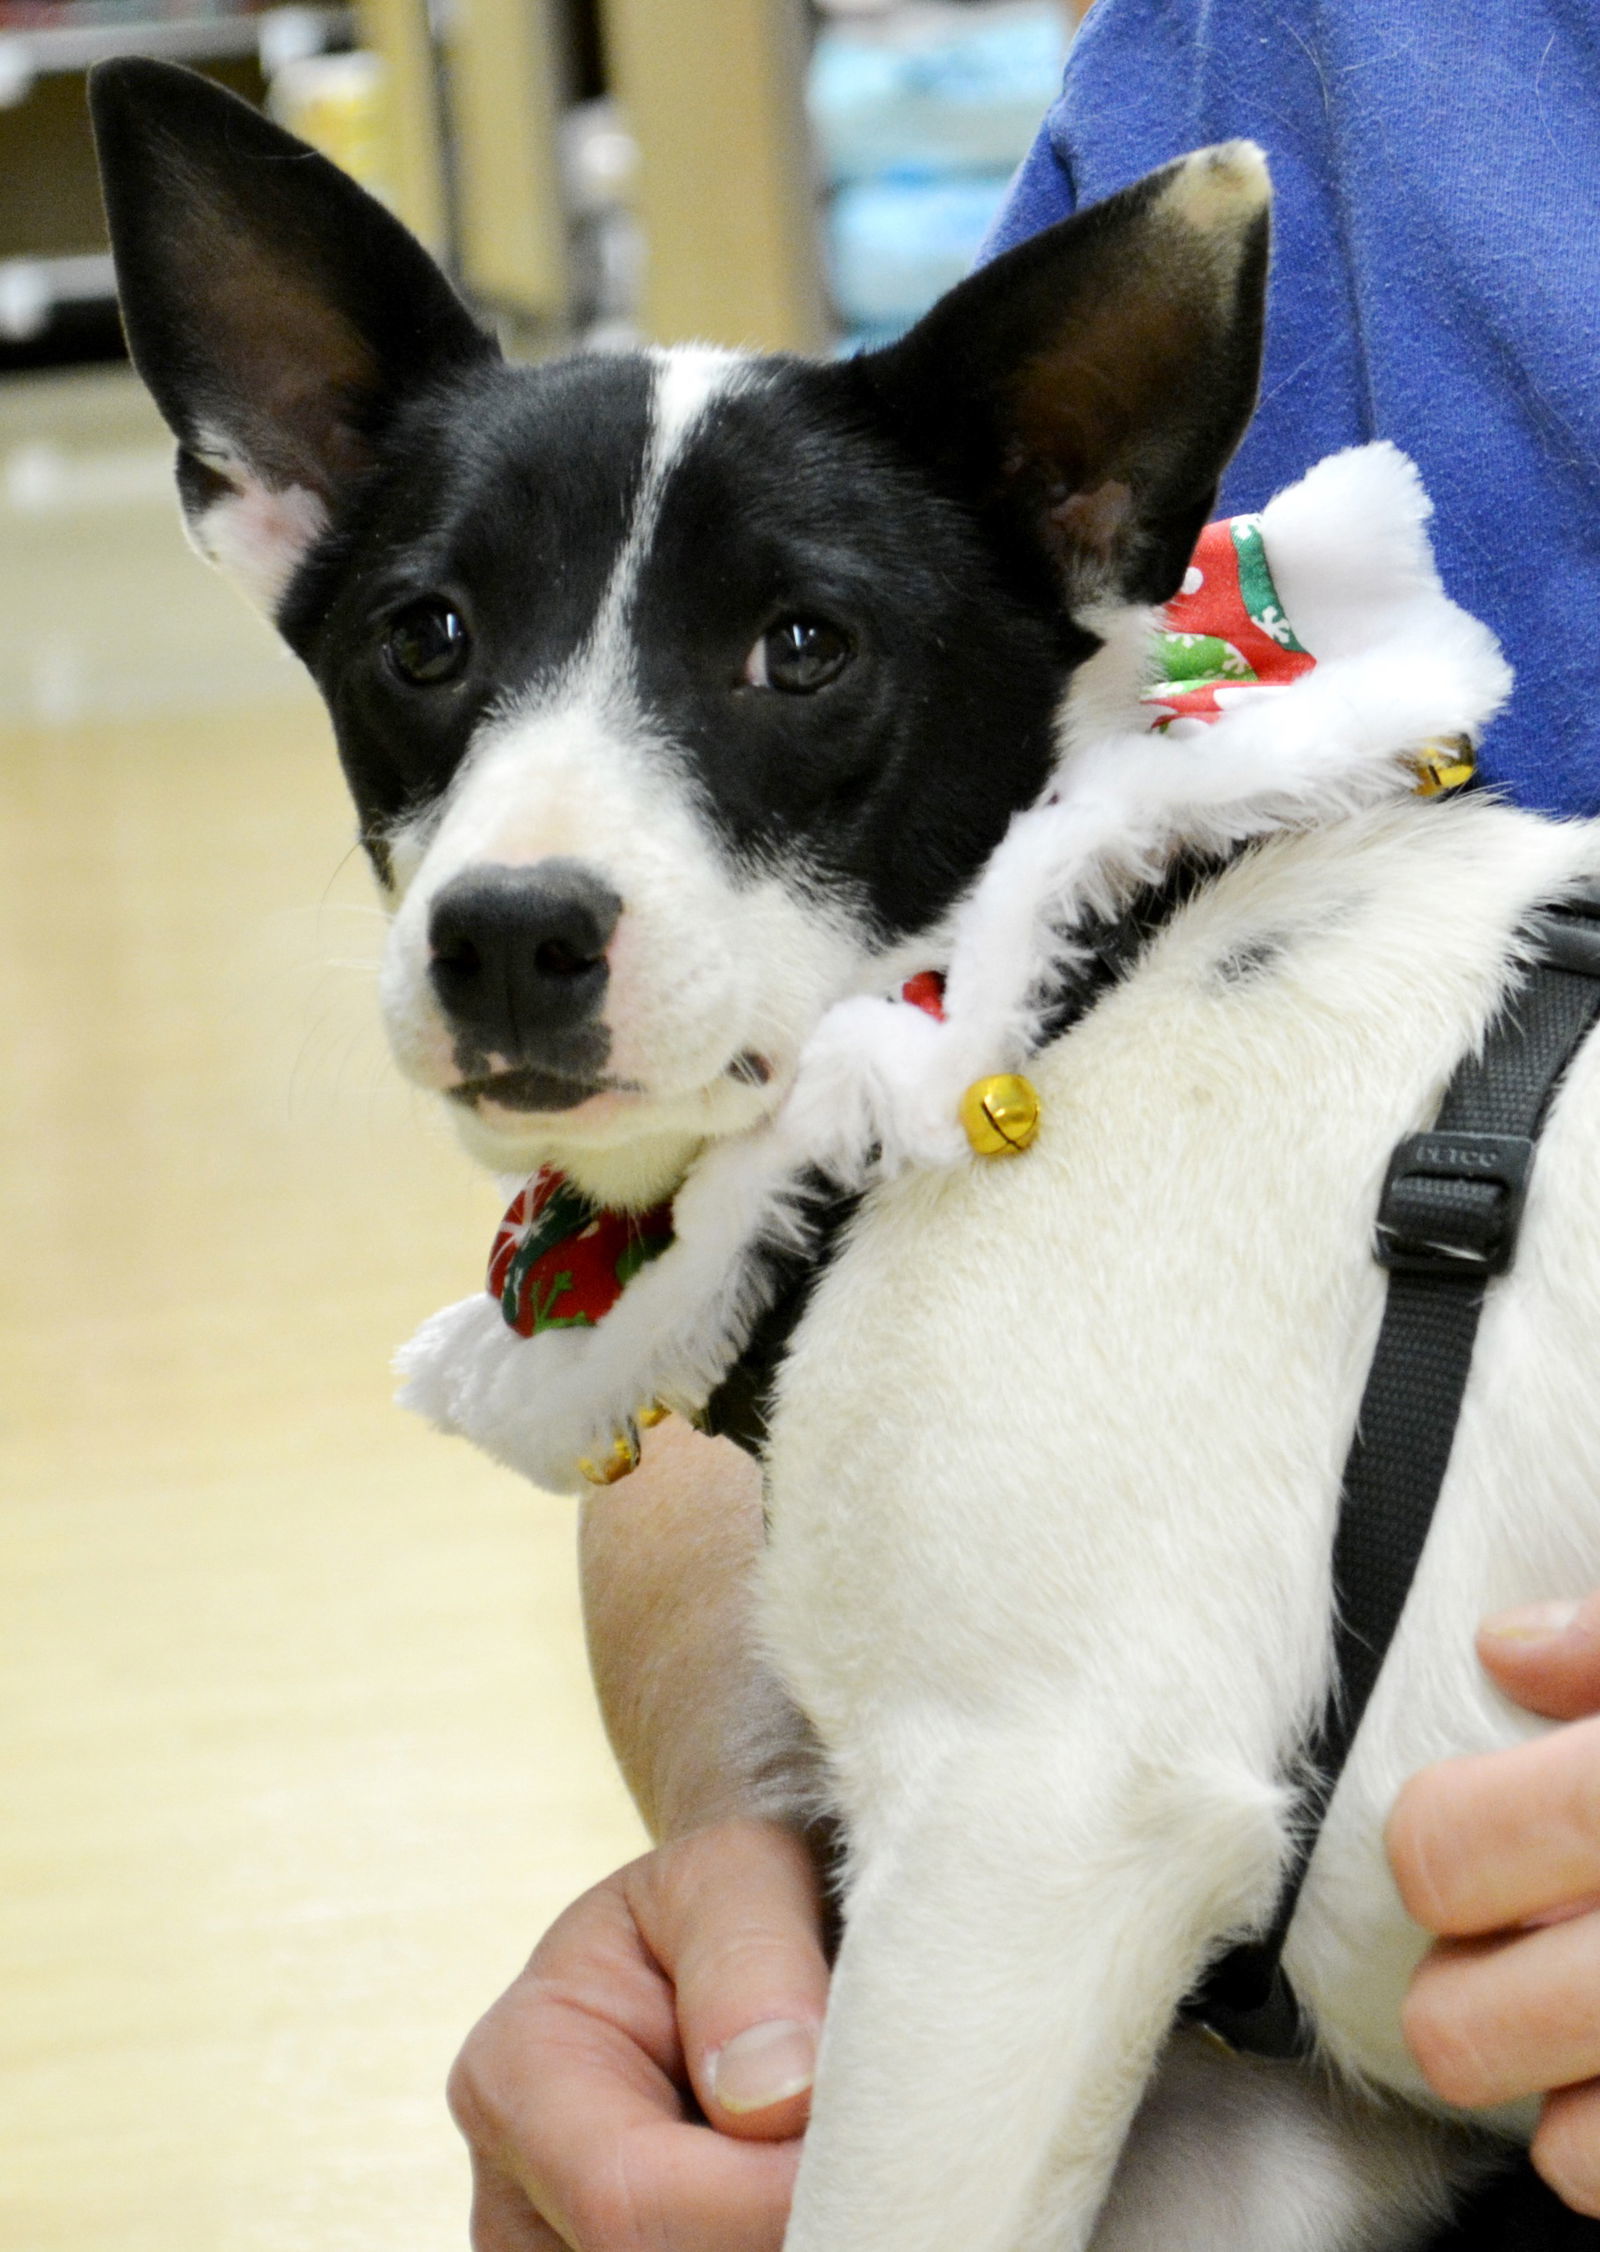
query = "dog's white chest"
xmin=758 ymin=802 xmax=1600 ymax=2089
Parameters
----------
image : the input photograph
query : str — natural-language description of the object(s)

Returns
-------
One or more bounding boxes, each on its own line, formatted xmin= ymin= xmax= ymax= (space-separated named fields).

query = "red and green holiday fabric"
xmin=900 ymin=969 xmax=946 ymax=1019
xmin=1143 ymin=514 xmax=1316 ymax=729
xmin=488 ymin=1168 xmax=674 ymax=1338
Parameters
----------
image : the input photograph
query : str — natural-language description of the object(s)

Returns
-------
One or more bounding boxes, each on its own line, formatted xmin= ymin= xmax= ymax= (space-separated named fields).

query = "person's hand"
xmin=1389 ymin=1591 xmax=1600 ymax=2215
xmin=448 ymin=1817 xmax=830 ymax=2251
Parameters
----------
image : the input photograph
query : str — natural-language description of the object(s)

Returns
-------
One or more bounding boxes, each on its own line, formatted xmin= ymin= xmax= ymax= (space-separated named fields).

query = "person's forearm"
xmin=579 ymin=1415 xmax=804 ymax=1841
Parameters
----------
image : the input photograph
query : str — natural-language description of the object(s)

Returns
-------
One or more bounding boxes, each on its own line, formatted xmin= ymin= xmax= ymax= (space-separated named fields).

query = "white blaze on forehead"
xmin=381 ymin=345 xmax=757 ymax=906
xmin=377 ymin=344 xmax=758 ymax=906
xmin=649 ymin=344 xmax=749 ymax=466
xmin=567 ymin=345 xmax=752 ymax=705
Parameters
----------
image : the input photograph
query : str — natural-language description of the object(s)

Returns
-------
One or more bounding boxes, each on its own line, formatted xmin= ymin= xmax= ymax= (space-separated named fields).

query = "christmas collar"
xmin=1142 ymin=507 xmax=1472 ymax=793
xmin=481 ymin=504 xmax=1469 ymax=1355
xmin=487 ymin=979 xmax=946 ymax=1345
xmin=488 ymin=1169 xmax=673 ymax=1339
xmin=1145 ymin=511 xmax=1315 ymax=725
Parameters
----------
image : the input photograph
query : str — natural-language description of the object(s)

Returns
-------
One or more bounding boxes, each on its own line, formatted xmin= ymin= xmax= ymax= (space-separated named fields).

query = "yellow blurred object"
xmin=1411 ymin=734 xmax=1476 ymax=798
xmin=578 ymin=1427 xmax=642 ymax=1485
xmin=602 ymin=0 xmax=826 ymax=349
xmin=268 ymin=49 xmax=396 ymax=201
xmin=447 ymin=0 xmax=570 ymax=327
xmin=356 ymin=0 xmax=451 ymax=251
xmin=960 ymin=1073 xmax=1043 ymax=1157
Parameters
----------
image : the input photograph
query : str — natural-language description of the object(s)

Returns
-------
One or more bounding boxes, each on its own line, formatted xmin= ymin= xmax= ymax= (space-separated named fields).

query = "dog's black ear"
xmin=857 ymin=144 xmax=1269 ymax=613
xmin=89 ymin=58 xmax=497 ymax=611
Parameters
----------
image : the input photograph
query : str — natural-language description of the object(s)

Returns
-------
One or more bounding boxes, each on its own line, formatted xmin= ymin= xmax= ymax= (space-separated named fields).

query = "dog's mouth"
xmin=450 ymin=1065 xmax=622 ymax=1115
xmin=449 ymin=1048 xmax=777 ymax=1120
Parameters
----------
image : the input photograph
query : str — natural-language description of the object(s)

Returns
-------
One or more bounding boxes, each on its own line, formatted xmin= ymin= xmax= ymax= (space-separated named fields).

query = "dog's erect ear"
xmin=89 ymin=58 xmax=497 ymax=612
xmin=857 ymin=144 xmax=1270 ymax=613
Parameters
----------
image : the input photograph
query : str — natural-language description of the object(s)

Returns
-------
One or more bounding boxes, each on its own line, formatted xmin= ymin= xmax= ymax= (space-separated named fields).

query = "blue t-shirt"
xmin=983 ymin=1 xmax=1600 ymax=818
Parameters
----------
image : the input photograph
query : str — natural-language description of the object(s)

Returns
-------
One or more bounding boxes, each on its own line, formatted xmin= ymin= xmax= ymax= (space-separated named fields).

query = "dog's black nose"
xmin=428 ymin=859 xmax=621 ymax=1068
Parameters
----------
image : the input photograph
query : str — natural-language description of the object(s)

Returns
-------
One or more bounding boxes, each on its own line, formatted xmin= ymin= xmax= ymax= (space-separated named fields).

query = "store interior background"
xmin=0 ymin=4 xmax=1075 ymax=2244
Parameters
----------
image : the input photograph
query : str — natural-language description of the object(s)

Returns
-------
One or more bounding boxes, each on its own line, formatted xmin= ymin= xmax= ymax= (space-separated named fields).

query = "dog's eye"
xmin=385 ymin=599 xmax=471 ymax=687
xmin=743 ymin=617 xmax=852 ymax=694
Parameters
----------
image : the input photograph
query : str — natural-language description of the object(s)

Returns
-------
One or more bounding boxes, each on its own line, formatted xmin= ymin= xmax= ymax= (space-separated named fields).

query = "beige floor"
xmin=0 ymin=368 xmax=646 ymax=2251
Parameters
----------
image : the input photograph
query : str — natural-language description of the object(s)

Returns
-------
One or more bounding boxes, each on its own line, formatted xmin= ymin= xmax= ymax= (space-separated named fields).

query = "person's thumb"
xmin=629 ymin=1819 xmax=831 ymax=2143
xmin=1479 ymin=1588 xmax=1600 ymax=1721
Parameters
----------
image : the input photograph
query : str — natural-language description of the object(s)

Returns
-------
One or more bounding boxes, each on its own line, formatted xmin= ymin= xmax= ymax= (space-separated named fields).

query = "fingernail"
xmin=1483 ymin=1599 xmax=1580 ymax=1646
xmin=708 ymin=2019 xmax=816 ymax=2114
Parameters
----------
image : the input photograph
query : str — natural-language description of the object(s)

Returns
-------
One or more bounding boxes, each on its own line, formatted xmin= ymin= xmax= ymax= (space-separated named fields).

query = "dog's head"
xmin=91 ymin=60 xmax=1267 ymax=1204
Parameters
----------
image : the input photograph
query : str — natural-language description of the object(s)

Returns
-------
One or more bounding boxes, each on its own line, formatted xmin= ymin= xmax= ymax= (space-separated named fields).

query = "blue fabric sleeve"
xmin=981 ymin=0 xmax=1600 ymax=819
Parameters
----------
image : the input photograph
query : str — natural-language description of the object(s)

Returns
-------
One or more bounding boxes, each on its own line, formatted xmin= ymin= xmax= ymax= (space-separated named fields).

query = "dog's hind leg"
xmin=780 ymin=1732 xmax=1285 ymax=2252
xmin=1073 ymin=2031 xmax=1490 ymax=2252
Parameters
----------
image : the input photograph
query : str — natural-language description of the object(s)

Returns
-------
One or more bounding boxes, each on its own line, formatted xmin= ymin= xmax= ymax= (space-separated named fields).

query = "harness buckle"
xmin=1374 ymin=1131 xmax=1534 ymax=1278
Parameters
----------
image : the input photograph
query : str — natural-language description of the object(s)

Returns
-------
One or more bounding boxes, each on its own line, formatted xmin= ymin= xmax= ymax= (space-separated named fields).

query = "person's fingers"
xmin=1478 ymin=1590 xmax=1600 ymax=1722
xmin=450 ymin=1840 xmax=810 ymax=2252
xmin=1388 ymin=1714 xmax=1600 ymax=1936
xmin=1533 ymin=2079 xmax=1600 ymax=2217
xmin=628 ymin=1820 xmax=831 ymax=2141
xmin=1402 ymin=1914 xmax=1600 ymax=2108
xmin=467 ymin=2159 xmax=573 ymax=2252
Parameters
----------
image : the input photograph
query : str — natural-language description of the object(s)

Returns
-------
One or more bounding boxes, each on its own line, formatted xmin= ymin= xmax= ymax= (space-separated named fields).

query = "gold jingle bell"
xmin=1411 ymin=734 xmax=1476 ymax=798
xmin=960 ymin=1072 xmax=1043 ymax=1157
xmin=577 ymin=1401 xmax=671 ymax=1485
xmin=577 ymin=1422 xmax=641 ymax=1486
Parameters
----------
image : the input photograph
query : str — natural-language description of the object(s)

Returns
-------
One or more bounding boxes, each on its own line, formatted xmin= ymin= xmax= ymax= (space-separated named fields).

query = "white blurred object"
xmin=4 ymin=438 xmax=173 ymax=515
xmin=0 ymin=253 xmax=116 ymax=343
xmin=0 ymin=37 xmax=33 ymax=105
xmin=562 ymin=97 xmax=639 ymax=213
xmin=561 ymin=98 xmax=645 ymax=348
xmin=258 ymin=6 xmax=331 ymax=75
xmin=809 ymin=0 xmax=1066 ymax=183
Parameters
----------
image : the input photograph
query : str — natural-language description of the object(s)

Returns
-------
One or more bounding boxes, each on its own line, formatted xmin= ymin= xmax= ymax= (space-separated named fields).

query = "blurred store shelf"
xmin=0 ymin=0 xmax=347 ymax=96
xmin=811 ymin=0 xmax=1069 ymax=346
xmin=0 ymin=1 xmax=354 ymax=365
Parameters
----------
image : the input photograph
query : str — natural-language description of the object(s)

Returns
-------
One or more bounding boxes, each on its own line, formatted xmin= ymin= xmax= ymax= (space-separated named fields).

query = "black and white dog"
xmin=93 ymin=60 xmax=1600 ymax=2252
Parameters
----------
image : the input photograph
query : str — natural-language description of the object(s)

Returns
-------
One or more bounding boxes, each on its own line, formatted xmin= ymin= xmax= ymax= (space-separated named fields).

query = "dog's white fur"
xmin=183 ymin=424 xmax=331 ymax=612
xmin=765 ymin=793 xmax=1600 ymax=2252
xmin=396 ymin=430 xmax=1600 ymax=2250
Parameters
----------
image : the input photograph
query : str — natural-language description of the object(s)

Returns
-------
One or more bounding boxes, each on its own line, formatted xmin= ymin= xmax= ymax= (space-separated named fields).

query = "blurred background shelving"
xmin=0 ymin=0 xmax=1075 ymax=372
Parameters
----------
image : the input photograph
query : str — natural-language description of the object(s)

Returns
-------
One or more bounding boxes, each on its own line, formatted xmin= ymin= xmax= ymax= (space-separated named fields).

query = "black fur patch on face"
xmin=278 ymin=352 xmax=1076 ymax=936
xmin=278 ymin=352 xmax=655 ymax=854
xmin=628 ymin=361 xmax=1076 ymax=940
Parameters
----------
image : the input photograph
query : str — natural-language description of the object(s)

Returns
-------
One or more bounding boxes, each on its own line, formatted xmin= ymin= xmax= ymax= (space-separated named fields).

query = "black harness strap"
xmin=1189 ymin=876 xmax=1600 ymax=2057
